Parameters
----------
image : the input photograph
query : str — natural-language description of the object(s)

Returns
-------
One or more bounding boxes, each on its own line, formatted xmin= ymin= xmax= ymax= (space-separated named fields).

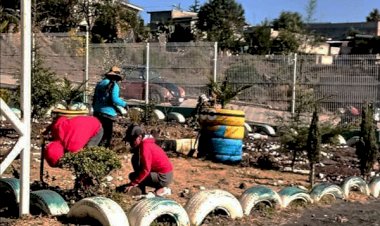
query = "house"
xmin=147 ymin=10 xmax=198 ymax=41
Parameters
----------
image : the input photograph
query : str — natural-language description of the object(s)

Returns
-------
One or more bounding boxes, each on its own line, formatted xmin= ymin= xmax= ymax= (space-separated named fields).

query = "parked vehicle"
xmin=119 ymin=66 xmax=185 ymax=106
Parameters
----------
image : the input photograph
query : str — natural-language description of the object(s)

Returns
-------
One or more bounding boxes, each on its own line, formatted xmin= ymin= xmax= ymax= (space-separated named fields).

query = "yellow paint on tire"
xmin=51 ymin=108 xmax=89 ymax=118
xmin=199 ymin=108 xmax=245 ymax=126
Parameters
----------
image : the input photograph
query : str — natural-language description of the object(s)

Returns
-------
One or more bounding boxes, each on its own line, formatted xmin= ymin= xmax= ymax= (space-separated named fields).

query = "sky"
xmin=130 ymin=0 xmax=380 ymax=25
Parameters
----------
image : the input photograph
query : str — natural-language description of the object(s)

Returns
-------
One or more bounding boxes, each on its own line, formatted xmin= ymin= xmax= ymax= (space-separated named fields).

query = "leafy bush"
xmin=60 ymin=146 xmax=121 ymax=197
xmin=0 ymin=88 xmax=12 ymax=104
xmin=30 ymin=57 xmax=62 ymax=118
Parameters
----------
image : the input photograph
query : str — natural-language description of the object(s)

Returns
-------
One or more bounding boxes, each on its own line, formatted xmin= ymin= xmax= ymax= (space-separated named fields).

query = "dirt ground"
xmin=1 ymin=120 xmax=380 ymax=226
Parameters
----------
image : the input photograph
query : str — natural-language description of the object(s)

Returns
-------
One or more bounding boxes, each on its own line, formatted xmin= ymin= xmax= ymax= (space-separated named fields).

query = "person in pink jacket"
xmin=44 ymin=115 xmax=103 ymax=167
xmin=119 ymin=124 xmax=173 ymax=196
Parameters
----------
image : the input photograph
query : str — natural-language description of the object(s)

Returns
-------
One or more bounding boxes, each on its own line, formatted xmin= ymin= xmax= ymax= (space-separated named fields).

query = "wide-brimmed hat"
xmin=105 ymin=66 xmax=122 ymax=81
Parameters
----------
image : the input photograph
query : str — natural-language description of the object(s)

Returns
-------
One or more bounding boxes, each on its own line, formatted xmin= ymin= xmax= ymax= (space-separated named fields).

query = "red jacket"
xmin=51 ymin=116 xmax=101 ymax=152
xmin=45 ymin=116 xmax=101 ymax=167
xmin=130 ymin=137 xmax=173 ymax=186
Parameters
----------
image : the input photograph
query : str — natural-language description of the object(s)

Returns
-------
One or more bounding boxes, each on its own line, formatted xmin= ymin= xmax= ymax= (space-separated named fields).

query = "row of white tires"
xmin=1 ymin=176 xmax=380 ymax=226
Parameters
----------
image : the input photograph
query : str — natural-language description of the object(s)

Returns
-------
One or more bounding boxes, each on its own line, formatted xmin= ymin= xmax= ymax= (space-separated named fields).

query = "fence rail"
xmin=1 ymin=33 xmax=380 ymax=114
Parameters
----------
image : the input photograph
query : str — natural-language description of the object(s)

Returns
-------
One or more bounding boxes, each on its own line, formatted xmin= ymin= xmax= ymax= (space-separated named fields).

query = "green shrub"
xmin=60 ymin=146 xmax=121 ymax=197
xmin=0 ymin=89 xmax=11 ymax=103
xmin=30 ymin=57 xmax=62 ymax=118
xmin=356 ymin=103 xmax=378 ymax=179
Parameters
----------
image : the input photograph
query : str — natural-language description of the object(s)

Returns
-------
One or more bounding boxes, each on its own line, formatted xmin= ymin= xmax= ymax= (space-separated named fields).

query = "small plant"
xmin=307 ymin=106 xmax=321 ymax=186
xmin=60 ymin=146 xmax=121 ymax=197
xmin=206 ymin=77 xmax=252 ymax=109
xmin=57 ymin=78 xmax=87 ymax=107
xmin=356 ymin=102 xmax=378 ymax=179
xmin=143 ymin=102 xmax=159 ymax=125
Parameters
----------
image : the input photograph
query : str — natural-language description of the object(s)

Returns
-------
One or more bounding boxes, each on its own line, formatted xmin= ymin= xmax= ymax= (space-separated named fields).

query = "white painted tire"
xmin=185 ymin=189 xmax=243 ymax=226
xmin=0 ymin=178 xmax=20 ymax=203
xmin=239 ymin=185 xmax=282 ymax=216
xmin=68 ymin=196 xmax=129 ymax=226
xmin=167 ymin=112 xmax=186 ymax=123
xmin=341 ymin=176 xmax=370 ymax=198
xmin=30 ymin=190 xmax=70 ymax=216
xmin=128 ymin=197 xmax=190 ymax=226
xmin=309 ymin=183 xmax=344 ymax=202
xmin=278 ymin=187 xmax=313 ymax=208
xmin=254 ymin=123 xmax=276 ymax=136
xmin=68 ymin=102 xmax=88 ymax=111
xmin=244 ymin=122 xmax=252 ymax=133
xmin=369 ymin=176 xmax=380 ymax=198
xmin=153 ymin=109 xmax=166 ymax=120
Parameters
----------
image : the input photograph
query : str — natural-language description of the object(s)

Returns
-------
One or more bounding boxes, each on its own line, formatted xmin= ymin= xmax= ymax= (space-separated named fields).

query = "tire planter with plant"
xmin=198 ymin=108 xmax=245 ymax=163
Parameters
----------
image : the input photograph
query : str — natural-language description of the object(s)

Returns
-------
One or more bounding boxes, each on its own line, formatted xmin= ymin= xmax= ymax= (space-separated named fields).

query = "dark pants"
xmin=94 ymin=112 xmax=115 ymax=148
xmin=129 ymin=153 xmax=173 ymax=194
xmin=86 ymin=127 xmax=104 ymax=147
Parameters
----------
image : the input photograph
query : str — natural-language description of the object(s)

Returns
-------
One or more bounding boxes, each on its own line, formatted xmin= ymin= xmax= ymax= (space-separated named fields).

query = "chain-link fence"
xmin=1 ymin=32 xmax=380 ymax=114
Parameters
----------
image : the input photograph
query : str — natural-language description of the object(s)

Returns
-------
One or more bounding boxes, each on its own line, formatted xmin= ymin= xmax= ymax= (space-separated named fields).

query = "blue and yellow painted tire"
xmin=214 ymin=154 xmax=242 ymax=163
xmin=210 ymin=138 xmax=243 ymax=156
xmin=199 ymin=108 xmax=245 ymax=126
xmin=203 ymin=125 xmax=245 ymax=139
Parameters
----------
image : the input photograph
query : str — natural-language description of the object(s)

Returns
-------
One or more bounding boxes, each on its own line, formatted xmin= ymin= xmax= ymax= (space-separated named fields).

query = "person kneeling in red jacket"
xmin=44 ymin=115 xmax=103 ymax=167
xmin=120 ymin=124 xmax=173 ymax=197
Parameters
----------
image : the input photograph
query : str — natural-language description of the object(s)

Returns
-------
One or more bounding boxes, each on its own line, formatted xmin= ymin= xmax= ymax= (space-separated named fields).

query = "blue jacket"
xmin=92 ymin=78 xmax=127 ymax=117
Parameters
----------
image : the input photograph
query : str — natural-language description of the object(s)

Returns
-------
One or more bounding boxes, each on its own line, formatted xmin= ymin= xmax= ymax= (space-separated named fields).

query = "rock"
xmin=335 ymin=215 xmax=348 ymax=223
xmin=105 ymin=175 xmax=113 ymax=182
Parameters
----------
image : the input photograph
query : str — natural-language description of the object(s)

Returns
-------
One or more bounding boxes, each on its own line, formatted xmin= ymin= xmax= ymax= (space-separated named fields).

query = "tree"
xmin=304 ymin=0 xmax=317 ymax=23
xmin=366 ymin=9 xmax=380 ymax=22
xmin=271 ymin=30 xmax=301 ymax=54
xmin=273 ymin=11 xmax=304 ymax=33
xmin=35 ymin=0 xmax=80 ymax=32
xmin=196 ymin=0 xmax=246 ymax=51
xmin=307 ymin=106 xmax=321 ymax=186
xmin=91 ymin=0 xmax=144 ymax=43
xmin=189 ymin=0 xmax=201 ymax=13
xmin=356 ymin=103 xmax=378 ymax=179
xmin=245 ymin=20 xmax=272 ymax=55
xmin=29 ymin=56 xmax=62 ymax=118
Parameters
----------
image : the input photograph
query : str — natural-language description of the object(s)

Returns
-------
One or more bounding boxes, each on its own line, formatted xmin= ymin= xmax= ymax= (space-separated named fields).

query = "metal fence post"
xmin=20 ymin=0 xmax=32 ymax=215
xmin=291 ymin=53 xmax=297 ymax=115
xmin=145 ymin=42 xmax=150 ymax=104
xmin=84 ymin=26 xmax=89 ymax=103
xmin=213 ymin=42 xmax=218 ymax=82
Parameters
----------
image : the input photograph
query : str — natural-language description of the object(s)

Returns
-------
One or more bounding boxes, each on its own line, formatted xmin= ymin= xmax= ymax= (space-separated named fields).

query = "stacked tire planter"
xmin=198 ymin=108 xmax=246 ymax=163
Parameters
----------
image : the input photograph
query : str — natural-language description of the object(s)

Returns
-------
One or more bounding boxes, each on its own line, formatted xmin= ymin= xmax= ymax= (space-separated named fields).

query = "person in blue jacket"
xmin=92 ymin=66 xmax=127 ymax=147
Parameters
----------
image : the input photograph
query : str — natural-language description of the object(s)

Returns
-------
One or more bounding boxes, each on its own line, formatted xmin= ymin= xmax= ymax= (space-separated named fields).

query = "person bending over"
xmin=44 ymin=115 xmax=103 ymax=167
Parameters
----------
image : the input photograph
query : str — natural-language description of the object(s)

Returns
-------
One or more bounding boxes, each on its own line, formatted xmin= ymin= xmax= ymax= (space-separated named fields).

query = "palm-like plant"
xmin=206 ymin=77 xmax=252 ymax=109
xmin=58 ymin=78 xmax=87 ymax=107
xmin=0 ymin=7 xmax=19 ymax=32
